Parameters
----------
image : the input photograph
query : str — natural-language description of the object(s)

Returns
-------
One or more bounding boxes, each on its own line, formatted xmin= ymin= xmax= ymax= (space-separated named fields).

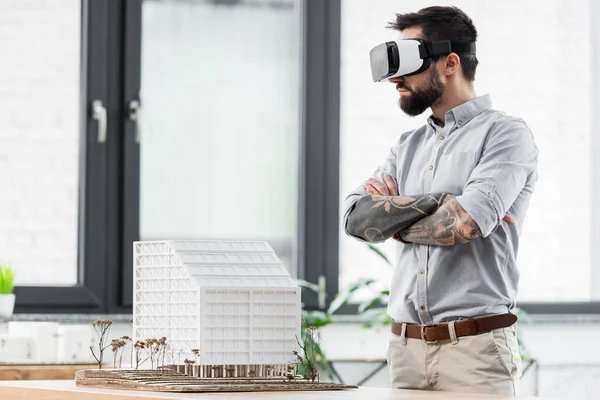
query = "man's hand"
xmin=364 ymin=175 xmax=398 ymax=196
xmin=398 ymin=202 xmax=518 ymax=246
xmin=503 ymin=214 xmax=516 ymax=225
xmin=359 ymin=175 xmax=516 ymax=245
xmin=364 ymin=176 xmax=405 ymax=242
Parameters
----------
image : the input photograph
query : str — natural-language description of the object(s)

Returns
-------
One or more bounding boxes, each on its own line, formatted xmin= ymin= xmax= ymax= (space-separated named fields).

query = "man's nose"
xmin=388 ymin=77 xmax=403 ymax=84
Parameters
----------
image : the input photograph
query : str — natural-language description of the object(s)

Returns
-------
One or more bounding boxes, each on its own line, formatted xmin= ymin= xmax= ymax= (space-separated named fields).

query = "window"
xmin=339 ymin=0 xmax=596 ymax=305
xmin=0 ymin=0 xmax=80 ymax=285
xmin=2 ymin=0 xmax=340 ymax=314
xmin=4 ymin=0 xmax=117 ymax=312
xmin=138 ymin=0 xmax=302 ymax=272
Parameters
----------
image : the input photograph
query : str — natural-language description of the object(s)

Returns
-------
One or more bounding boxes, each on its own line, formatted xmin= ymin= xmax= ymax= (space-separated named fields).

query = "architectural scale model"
xmin=132 ymin=240 xmax=302 ymax=378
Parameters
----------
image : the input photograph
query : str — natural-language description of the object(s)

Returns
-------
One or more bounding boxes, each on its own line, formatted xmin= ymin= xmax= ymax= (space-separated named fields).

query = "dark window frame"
xmin=14 ymin=0 xmax=113 ymax=314
xmin=14 ymin=0 xmax=133 ymax=314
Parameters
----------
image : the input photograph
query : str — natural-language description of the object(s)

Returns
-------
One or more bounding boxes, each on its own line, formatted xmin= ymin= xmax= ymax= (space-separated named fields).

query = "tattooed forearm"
xmin=398 ymin=198 xmax=482 ymax=246
xmin=345 ymin=193 xmax=450 ymax=243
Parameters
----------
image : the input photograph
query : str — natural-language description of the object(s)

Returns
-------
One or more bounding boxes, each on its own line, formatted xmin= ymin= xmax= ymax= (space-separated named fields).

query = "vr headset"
xmin=369 ymin=38 xmax=476 ymax=82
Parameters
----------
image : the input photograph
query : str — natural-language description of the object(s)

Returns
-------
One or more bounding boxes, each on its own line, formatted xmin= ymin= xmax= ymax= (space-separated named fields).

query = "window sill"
xmin=1 ymin=314 xmax=132 ymax=324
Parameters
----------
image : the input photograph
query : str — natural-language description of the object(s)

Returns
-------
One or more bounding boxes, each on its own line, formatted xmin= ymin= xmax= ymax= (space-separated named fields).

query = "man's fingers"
xmin=393 ymin=232 xmax=410 ymax=244
xmin=503 ymin=214 xmax=516 ymax=225
xmin=369 ymin=179 xmax=389 ymax=196
xmin=364 ymin=179 xmax=389 ymax=195
xmin=383 ymin=175 xmax=399 ymax=196
xmin=364 ymin=183 xmax=380 ymax=195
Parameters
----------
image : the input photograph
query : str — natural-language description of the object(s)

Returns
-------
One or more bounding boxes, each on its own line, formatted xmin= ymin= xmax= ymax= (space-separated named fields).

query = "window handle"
xmin=318 ymin=275 xmax=327 ymax=309
xmin=128 ymin=99 xmax=141 ymax=143
xmin=91 ymin=100 xmax=107 ymax=143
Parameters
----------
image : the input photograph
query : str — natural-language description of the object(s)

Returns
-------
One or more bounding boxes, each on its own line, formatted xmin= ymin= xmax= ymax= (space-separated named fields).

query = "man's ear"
xmin=443 ymin=53 xmax=461 ymax=76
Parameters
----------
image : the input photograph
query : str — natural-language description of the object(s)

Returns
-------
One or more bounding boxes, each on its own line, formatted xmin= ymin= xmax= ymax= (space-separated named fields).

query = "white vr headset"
xmin=369 ymin=38 xmax=476 ymax=82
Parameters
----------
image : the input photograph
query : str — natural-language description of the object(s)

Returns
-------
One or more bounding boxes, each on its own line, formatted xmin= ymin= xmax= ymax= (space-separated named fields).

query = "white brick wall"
xmin=0 ymin=0 xmax=80 ymax=285
xmin=339 ymin=0 xmax=592 ymax=302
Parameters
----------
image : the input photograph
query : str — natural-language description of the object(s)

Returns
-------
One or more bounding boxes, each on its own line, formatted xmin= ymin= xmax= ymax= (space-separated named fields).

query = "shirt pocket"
xmin=433 ymin=151 xmax=478 ymax=194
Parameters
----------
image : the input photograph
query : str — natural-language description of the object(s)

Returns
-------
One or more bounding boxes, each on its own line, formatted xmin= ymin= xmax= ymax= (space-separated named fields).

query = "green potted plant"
xmin=297 ymin=277 xmax=375 ymax=380
xmin=0 ymin=264 xmax=15 ymax=318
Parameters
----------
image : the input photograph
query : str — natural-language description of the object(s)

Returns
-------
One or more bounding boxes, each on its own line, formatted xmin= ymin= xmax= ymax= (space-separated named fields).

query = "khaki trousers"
xmin=387 ymin=324 xmax=522 ymax=395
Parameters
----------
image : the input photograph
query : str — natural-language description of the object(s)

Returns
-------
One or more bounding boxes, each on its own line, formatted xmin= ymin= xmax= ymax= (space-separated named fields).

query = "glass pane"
xmin=140 ymin=0 xmax=302 ymax=272
xmin=339 ymin=0 xmax=592 ymax=302
xmin=0 ymin=0 xmax=81 ymax=285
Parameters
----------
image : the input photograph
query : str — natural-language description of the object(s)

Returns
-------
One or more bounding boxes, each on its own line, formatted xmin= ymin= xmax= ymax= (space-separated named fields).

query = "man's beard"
xmin=398 ymin=67 xmax=445 ymax=116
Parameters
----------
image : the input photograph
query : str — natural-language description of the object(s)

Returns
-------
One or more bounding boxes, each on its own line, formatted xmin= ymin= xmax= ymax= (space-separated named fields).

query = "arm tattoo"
xmin=399 ymin=198 xmax=482 ymax=246
xmin=346 ymin=193 xmax=449 ymax=243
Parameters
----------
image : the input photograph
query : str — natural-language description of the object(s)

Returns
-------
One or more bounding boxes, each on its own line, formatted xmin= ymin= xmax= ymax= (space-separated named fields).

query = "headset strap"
xmin=421 ymin=40 xmax=476 ymax=57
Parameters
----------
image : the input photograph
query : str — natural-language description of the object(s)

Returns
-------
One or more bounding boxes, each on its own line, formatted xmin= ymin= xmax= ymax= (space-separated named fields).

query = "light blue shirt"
xmin=342 ymin=95 xmax=539 ymax=324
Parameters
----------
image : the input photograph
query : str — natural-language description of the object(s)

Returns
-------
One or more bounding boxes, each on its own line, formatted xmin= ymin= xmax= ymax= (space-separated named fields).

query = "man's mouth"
xmin=396 ymin=84 xmax=410 ymax=94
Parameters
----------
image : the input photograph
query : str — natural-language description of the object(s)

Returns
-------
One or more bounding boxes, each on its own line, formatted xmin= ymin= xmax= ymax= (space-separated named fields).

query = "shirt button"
xmin=420 ymin=269 xmax=425 ymax=275
xmin=457 ymin=120 xmax=463 ymax=125
xmin=420 ymin=306 xmax=426 ymax=311
xmin=439 ymin=136 xmax=445 ymax=140
xmin=428 ymin=165 xmax=434 ymax=171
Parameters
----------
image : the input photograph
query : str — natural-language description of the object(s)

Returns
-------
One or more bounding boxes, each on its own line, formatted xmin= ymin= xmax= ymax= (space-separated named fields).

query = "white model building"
xmin=133 ymin=240 xmax=301 ymax=377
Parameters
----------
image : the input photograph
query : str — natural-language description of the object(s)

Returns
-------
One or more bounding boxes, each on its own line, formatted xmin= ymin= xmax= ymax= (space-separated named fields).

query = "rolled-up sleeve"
xmin=456 ymin=118 xmax=538 ymax=237
xmin=342 ymin=143 xmax=398 ymax=242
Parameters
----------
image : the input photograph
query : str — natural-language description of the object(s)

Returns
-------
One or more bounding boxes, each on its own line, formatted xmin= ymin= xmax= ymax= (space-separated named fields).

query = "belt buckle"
xmin=421 ymin=324 xmax=439 ymax=343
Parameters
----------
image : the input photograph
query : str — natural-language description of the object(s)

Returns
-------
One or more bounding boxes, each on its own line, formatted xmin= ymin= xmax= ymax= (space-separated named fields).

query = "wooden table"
xmin=0 ymin=362 xmax=97 ymax=380
xmin=0 ymin=380 xmax=546 ymax=399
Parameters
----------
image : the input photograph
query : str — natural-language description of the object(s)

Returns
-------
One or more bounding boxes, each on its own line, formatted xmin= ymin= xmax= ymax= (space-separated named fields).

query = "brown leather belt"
xmin=391 ymin=313 xmax=517 ymax=342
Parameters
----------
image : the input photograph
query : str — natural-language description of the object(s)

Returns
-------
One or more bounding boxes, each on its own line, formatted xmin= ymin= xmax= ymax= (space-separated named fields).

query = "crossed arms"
xmin=344 ymin=118 xmax=537 ymax=246
xmin=345 ymin=175 xmax=498 ymax=246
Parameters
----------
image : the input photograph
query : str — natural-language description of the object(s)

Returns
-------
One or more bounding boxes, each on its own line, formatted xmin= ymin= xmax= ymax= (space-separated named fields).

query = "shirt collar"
xmin=427 ymin=94 xmax=493 ymax=129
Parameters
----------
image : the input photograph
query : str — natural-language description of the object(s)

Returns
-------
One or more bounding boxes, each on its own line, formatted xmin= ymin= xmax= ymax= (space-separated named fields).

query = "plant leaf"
xmin=4 ymin=267 xmax=13 ymax=294
xmin=296 ymin=279 xmax=321 ymax=295
xmin=0 ymin=265 xmax=12 ymax=295
xmin=301 ymin=310 xmax=332 ymax=329
xmin=327 ymin=278 xmax=375 ymax=315
xmin=367 ymin=244 xmax=392 ymax=265
xmin=357 ymin=295 xmax=386 ymax=314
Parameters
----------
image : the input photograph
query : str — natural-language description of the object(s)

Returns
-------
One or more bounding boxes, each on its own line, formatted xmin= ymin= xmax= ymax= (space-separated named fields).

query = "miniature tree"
xmin=145 ymin=338 xmax=161 ymax=369
xmin=121 ymin=336 xmax=133 ymax=368
xmin=191 ymin=348 xmax=200 ymax=364
xmin=295 ymin=326 xmax=320 ymax=382
xmin=134 ymin=340 xmax=147 ymax=370
xmin=90 ymin=319 xmax=113 ymax=369
xmin=158 ymin=337 xmax=168 ymax=367
xmin=111 ymin=339 xmax=126 ymax=368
